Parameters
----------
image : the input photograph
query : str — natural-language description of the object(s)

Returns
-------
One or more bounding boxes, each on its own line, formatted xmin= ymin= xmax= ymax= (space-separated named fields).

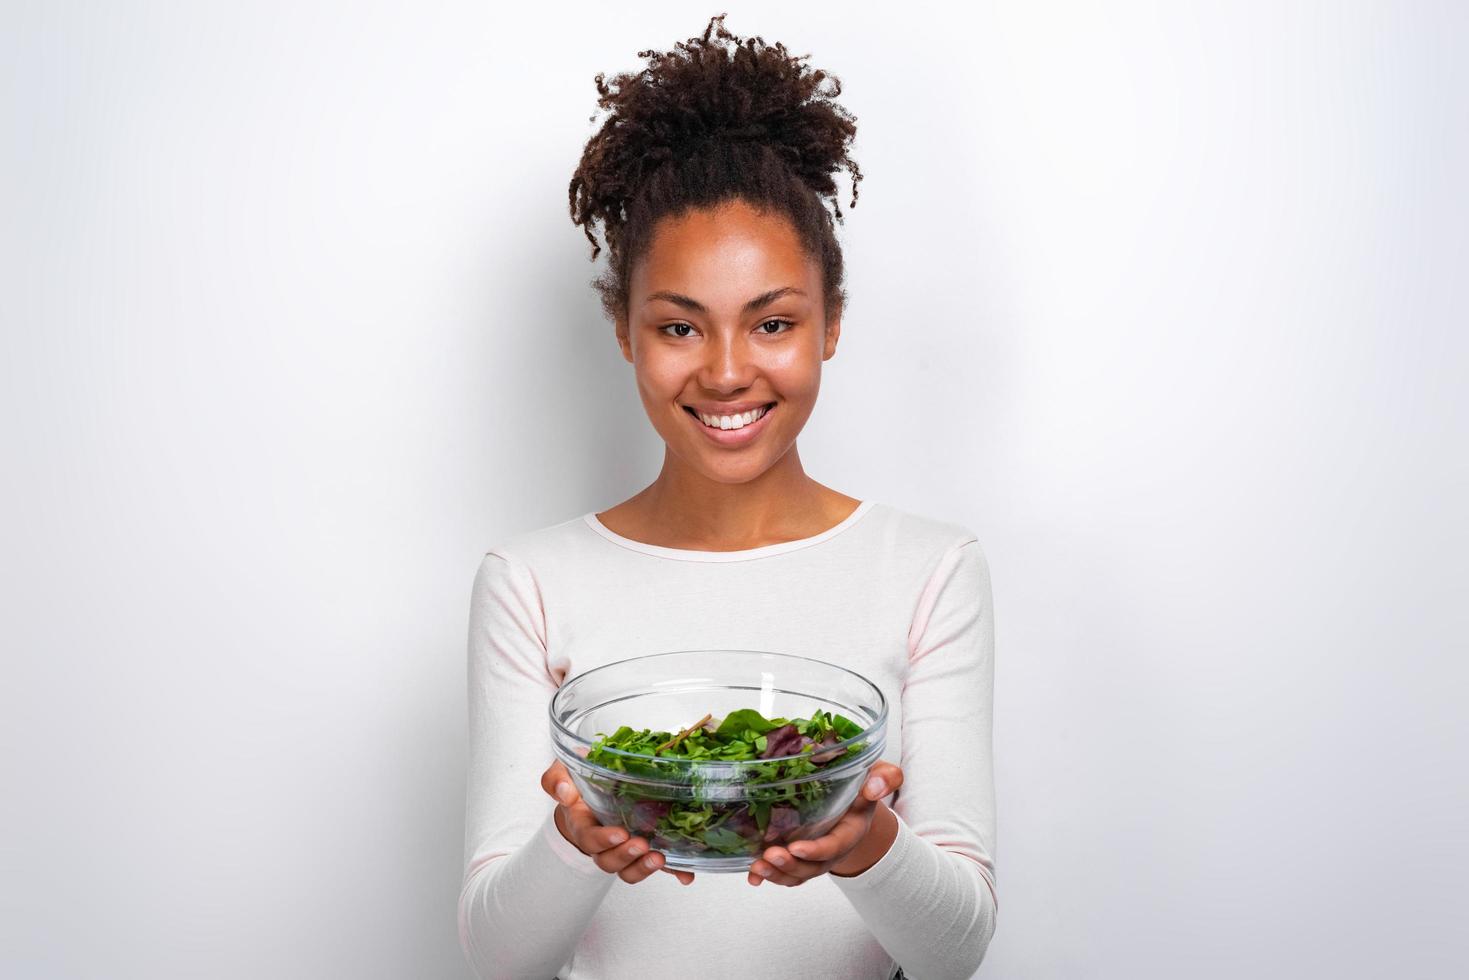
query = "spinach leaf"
xmin=715 ymin=708 xmax=781 ymax=739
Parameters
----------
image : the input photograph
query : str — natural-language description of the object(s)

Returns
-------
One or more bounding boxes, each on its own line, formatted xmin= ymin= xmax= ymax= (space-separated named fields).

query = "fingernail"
xmin=556 ymin=783 xmax=574 ymax=804
xmin=609 ymin=832 xmax=627 ymax=846
xmin=628 ymin=843 xmax=644 ymax=856
xmin=643 ymin=855 xmax=659 ymax=870
xmin=789 ymin=843 xmax=808 ymax=857
xmin=865 ymin=776 xmax=886 ymax=797
xmin=770 ymin=855 xmax=787 ymax=867
xmin=757 ymin=866 xmax=772 ymax=877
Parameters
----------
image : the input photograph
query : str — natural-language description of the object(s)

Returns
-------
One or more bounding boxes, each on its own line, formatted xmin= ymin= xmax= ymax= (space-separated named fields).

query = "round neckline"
xmin=582 ymin=500 xmax=877 ymax=562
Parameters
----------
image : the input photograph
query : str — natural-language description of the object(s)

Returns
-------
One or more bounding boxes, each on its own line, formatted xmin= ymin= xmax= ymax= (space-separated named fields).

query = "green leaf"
xmin=703 ymin=826 xmax=748 ymax=854
xmin=715 ymin=709 xmax=780 ymax=738
xmin=754 ymin=800 xmax=771 ymax=832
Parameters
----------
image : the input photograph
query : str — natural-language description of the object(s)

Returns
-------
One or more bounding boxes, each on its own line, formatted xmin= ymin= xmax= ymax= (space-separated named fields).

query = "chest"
xmin=542 ymin=562 xmax=916 ymax=776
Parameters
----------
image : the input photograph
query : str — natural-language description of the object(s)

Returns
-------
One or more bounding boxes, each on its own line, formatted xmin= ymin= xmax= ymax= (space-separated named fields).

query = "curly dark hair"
xmin=568 ymin=12 xmax=862 ymax=326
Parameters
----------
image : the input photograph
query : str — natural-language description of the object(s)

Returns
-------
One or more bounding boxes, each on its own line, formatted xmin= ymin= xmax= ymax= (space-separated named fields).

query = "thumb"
xmin=542 ymin=760 xmax=582 ymax=808
xmin=861 ymin=763 xmax=899 ymax=802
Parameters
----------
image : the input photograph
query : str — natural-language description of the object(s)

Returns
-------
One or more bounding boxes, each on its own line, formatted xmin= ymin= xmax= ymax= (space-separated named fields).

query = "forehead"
xmin=631 ymin=201 xmax=817 ymax=304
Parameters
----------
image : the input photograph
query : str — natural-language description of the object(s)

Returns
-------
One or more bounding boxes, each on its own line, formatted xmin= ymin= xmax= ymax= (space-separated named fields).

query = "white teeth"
xmin=697 ymin=405 xmax=768 ymax=429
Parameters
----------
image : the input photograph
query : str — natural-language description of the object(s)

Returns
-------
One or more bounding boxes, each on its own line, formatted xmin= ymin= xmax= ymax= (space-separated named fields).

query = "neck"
xmin=633 ymin=444 xmax=834 ymax=551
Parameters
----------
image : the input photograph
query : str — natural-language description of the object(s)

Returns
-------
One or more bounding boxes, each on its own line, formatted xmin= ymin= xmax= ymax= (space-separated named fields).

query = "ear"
xmin=822 ymin=302 xmax=842 ymax=360
xmin=615 ymin=315 xmax=633 ymax=363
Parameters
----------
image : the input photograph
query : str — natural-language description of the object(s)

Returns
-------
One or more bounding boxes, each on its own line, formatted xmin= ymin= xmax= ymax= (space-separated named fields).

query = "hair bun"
xmin=571 ymin=12 xmax=862 ymax=262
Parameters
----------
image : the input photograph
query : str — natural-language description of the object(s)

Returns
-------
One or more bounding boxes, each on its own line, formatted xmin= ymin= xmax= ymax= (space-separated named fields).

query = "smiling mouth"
xmin=683 ymin=402 xmax=777 ymax=430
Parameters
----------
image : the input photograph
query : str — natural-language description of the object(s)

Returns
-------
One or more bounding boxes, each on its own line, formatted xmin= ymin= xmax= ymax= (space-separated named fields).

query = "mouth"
xmin=682 ymin=402 xmax=777 ymax=446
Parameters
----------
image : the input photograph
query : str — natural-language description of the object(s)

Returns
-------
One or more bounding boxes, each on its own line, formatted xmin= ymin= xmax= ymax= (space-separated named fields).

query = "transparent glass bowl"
xmin=549 ymin=649 xmax=889 ymax=873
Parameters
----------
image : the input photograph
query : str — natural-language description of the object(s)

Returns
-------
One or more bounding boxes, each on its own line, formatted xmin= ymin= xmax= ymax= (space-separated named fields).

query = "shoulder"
xmin=866 ymin=501 xmax=985 ymax=561
xmin=485 ymin=512 xmax=589 ymax=562
xmin=470 ymin=511 xmax=596 ymax=589
xmin=863 ymin=503 xmax=992 ymax=610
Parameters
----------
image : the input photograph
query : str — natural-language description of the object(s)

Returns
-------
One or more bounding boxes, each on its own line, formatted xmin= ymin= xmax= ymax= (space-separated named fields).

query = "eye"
xmin=758 ymin=319 xmax=795 ymax=335
xmin=659 ymin=323 xmax=696 ymax=338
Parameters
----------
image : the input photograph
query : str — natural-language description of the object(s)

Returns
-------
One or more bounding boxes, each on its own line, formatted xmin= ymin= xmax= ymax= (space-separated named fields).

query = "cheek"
xmin=762 ymin=346 xmax=822 ymax=400
xmin=633 ymin=354 xmax=685 ymax=400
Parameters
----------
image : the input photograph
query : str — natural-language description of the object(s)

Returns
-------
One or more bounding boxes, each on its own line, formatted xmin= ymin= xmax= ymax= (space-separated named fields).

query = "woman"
xmin=459 ymin=14 xmax=997 ymax=980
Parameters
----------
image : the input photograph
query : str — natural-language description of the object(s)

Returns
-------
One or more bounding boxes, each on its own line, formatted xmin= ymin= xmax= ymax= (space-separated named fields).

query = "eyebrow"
xmin=645 ymin=286 xmax=806 ymax=315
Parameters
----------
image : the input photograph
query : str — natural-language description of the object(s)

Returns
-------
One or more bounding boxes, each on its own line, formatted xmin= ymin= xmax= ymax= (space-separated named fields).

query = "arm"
xmin=458 ymin=551 xmax=615 ymax=980
xmin=828 ymin=536 xmax=1000 ymax=979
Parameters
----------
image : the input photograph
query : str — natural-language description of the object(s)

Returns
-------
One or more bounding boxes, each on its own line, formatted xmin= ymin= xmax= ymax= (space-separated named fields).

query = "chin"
xmin=700 ymin=463 xmax=771 ymax=485
xmin=675 ymin=446 xmax=773 ymax=483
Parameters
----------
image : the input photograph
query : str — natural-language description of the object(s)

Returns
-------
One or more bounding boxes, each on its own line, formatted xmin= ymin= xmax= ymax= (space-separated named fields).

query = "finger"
xmin=749 ymin=858 xmax=806 ymax=887
xmin=556 ymin=779 xmax=582 ymax=808
xmin=617 ymin=848 xmax=668 ymax=884
xmin=582 ymin=821 xmax=631 ymax=855
xmin=594 ymin=835 xmax=651 ymax=876
xmin=873 ymin=761 xmax=904 ymax=797
xmin=540 ymin=761 xmax=580 ymax=807
xmin=761 ymin=845 xmax=823 ymax=879
xmin=861 ymin=762 xmax=902 ymax=802
xmin=660 ymin=867 xmax=695 ymax=886
xmin=787 ymin=812 xmax=869 ymax=863
xmin=560 ymin=800 xmax=620 ymax=857
xmin=786 ymin=836 xmax=834 ymax=862
xmin=538 ymin=760 xmax=563 ymax=798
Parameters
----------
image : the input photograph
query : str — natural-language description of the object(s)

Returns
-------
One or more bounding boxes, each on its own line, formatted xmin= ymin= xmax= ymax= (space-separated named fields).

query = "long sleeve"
xmin=829 ymin=536 xmax=999 ymax=979
xmin=458 ymin=551 xmax=615 ymax=980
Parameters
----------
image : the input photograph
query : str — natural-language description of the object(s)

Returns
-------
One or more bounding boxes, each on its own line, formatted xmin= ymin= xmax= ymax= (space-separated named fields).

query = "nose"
xmin=698 ymin=330 xmax=756 ymax=394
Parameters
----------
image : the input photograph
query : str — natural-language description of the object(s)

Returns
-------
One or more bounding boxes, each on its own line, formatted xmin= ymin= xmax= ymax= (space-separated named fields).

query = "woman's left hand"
xmin=747 ymin=761 xmax=905 ymax=887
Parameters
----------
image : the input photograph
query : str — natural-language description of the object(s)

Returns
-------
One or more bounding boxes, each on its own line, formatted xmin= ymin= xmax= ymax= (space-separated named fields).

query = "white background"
xmin=3 ymin=1 xmax=1464 ymax=977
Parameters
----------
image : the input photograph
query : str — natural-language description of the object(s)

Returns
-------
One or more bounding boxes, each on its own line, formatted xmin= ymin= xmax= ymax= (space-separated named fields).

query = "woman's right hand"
xmin=541 ymin=759 xmax=695 ymax=885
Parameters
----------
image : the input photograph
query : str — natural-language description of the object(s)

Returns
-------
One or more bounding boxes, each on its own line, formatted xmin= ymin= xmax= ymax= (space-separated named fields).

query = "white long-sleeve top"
xmin=458 ymin=499 xmax=998 ymax=980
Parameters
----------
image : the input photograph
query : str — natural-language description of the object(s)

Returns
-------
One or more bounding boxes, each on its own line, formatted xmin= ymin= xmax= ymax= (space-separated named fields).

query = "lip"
xmin=683 ymin=400 xmax=772 ymax=415
xmin=683 ymin=402 xmax=776 ymax=447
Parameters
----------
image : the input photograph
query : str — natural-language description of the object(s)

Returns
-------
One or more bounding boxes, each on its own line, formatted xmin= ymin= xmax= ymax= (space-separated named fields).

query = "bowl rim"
xmin=547 ymin=647 xmax=889 ymax=768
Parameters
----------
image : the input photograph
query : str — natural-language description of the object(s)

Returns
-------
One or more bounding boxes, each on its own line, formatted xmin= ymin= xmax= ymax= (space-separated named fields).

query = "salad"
xmin=584 ymin=707 xmax=869 ymax=857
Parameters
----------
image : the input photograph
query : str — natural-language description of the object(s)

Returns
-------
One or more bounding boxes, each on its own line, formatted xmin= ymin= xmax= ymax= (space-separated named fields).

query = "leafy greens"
xmin=584 ymin=708 xmax=869 ymax=858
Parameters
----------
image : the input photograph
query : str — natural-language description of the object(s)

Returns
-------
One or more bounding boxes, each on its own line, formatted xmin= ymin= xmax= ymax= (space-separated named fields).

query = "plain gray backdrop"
xmin=3 ymin=1 xmax=1464 ymax=977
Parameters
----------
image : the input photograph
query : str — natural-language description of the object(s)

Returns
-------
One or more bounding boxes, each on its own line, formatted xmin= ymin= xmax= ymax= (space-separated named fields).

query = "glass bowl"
xmin=548 ymin=648 xmax=888 ymax=874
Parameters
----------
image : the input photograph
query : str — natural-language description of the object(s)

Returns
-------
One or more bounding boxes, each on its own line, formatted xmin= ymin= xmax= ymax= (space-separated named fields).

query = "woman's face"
xmin=616 ymin=198 xmax=840 ymax=485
